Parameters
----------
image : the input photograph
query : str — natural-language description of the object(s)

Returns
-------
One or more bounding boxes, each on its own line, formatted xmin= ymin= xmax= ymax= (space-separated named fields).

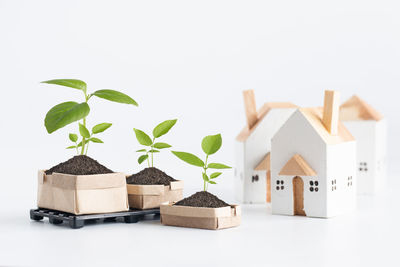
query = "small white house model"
xmin=271 ymin=91 xmax=356 ymax=218
xmin=235 ymin=90 xmax=297 ymax=204
xmin=340 ymin=95 xmax=387 ymax=194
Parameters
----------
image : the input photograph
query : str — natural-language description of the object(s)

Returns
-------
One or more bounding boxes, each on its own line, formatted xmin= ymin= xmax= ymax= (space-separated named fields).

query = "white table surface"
xmin=1 ymin=167 xmax=399 ymax=267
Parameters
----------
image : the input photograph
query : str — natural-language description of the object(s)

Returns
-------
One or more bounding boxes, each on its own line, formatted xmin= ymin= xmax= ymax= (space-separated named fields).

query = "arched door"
xmin=292 ymin=176 xmax=306 ymax=216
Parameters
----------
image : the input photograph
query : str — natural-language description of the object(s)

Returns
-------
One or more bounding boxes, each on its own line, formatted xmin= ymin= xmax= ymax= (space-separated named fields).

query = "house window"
xmin=347 ymin=176 xmax=353 ymax=187
xmin=276 ymin=180 xmax=284 ymax=190
xmin=359 ymin=162 xmax=368 ymax=172
xmin=331 ymin=179 xmax=337 ymax=191
xmin=309 ymin=180 xmax=319 ymax=192
xmin=252 ymin=175 xmax=259 ymax=183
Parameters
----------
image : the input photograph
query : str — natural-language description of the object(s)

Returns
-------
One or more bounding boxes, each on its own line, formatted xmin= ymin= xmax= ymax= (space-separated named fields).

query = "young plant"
xmin=172 ymin=134 xmax=231 ymax=191
xmin=42 ymin=79 xmax=137 ymax=155
xmin=134 ymin=119 xmax=177 ymax=167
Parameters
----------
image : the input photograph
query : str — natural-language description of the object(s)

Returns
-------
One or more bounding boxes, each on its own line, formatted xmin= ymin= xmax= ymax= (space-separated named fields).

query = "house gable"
xmin=279 ymin=154 xmax=317 ymax=176
xmin=255 ymin=152 xmax=270 ymax=171
xmin=272 ymin=109 xmax=327 ymax=148
xmin=340 ymin=95 xmax=383 ymax=121
xmin=236 ymin=102 xmax=297 ymax=142
xmin=300 ymin=108 xmax=354 ymax=145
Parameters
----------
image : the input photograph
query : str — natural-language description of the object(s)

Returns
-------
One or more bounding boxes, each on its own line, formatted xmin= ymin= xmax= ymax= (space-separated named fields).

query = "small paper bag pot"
xmin=160 ymin=204 xmax=241 ymax=230
xmin=37 ymin=170 xmax=129 ymax=215
xmin=126 ymin=180 xmax=184 ymax=210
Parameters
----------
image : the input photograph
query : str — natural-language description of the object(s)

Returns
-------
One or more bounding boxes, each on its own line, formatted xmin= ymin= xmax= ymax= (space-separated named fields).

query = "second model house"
xmin=234 ymin=90 xmax=297 ymax=204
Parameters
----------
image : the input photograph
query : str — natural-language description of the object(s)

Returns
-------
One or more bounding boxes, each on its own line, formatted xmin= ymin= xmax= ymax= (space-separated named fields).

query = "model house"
xmin=340 ymin=95 xmax=387 ymax=194
xmin=271 ymin=91 xmax=356 ymax=218
xmin=235 ymin=89 xmax=297 ymax=204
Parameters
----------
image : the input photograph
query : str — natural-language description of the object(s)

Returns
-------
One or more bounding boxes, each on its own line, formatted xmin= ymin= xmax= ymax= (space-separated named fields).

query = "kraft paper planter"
xmin=160 ymin=204 xmax=241 ymax=230
xmin=37 ymin=170 xmax=129 ymax=215
xmin=126 ymin=180 xmax=184 ymax=210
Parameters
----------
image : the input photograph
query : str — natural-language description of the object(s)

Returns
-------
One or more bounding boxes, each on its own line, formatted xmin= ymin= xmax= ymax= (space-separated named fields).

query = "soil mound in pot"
xmin=126 ymin=167 xmax=176 ymax=186
xmin=174 ymin=191 xmax=229 ymax=208
xmin=45 ymin=155 xmax=114 ymax=175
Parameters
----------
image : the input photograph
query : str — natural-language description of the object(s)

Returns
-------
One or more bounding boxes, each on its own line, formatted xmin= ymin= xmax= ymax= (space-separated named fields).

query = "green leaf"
xmin=133 ymin=129 xmax=152 ymax=146
xmin=45 ymin=102 xmax=90 ymax=134
xmin=136 ymin=149 xmax=146 ymax=152
xmin=201 ymin=134 xmax=222 ymax=155
xmin=92 ymin=123 xmax=112 ymax=134
xmin=202 ymin=173 xmax=209 ymax=182
xmin=77 ymin=141 xmax=83 ymax=147
xmin=66 ymin=145 xmax=76 ymax=149
xmin=148 ymin=149 xmax=160 ymax=153
xmin=171 ymin=151 xmax=204 ymax=167
xmin=209 ymin=181 xmax=217 ymax=185
xmin=153 ymin=142 xmax=172 ymax=149
xmin=92 ymin=90 xmax=138 ymax=106
xmin=138 ymin=154 xmax=149 ymax=164
xmin=208 ymin=163 xmax=231 ymax=169
xmin=69 ymin=133 xmax=78 ymax=142
xmin=79 ymin=123 xmax=91 ymax=138
xmin=153 ymin=119 xmax=177 ymax=138
xmin=89 ymin=137 xmax=103 ymax=143
xmin=210 ymin=172 xmax=222 ymax=179
xmin=41 ymin=79 xmax=87 ymax=93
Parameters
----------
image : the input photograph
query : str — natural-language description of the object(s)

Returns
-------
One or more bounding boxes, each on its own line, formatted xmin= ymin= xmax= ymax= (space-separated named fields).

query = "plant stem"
xmin=80 ymin=93 xmax=89 ymax=155
xmin=81 ymin=117 xmax=86 ymax=155
xmin=151 ymin=149 xmax=154 ymax=167
xmin=203 ymin=154 xmax=209 ymax=191
xmin=85 ymin=138 xmax=90 ymax=155
xmin=203 ymin=171 xmax=206 ymax=191
xmin=151 ymin=137 xmax=155 ymax=168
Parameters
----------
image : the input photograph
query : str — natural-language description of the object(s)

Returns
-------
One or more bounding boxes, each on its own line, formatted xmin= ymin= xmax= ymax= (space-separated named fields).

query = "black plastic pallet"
xmin=30 ymin=208 xmax=160 ymax=229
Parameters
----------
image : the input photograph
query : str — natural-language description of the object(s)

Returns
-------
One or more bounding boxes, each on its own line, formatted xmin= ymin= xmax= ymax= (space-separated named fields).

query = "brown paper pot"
xmin=37 ymin=170 xmax=129 ymax=215
xmin=126 ymin=180 xmax=184 ymax=209
xmin=160 ymin=204 xmax=241 ymax=230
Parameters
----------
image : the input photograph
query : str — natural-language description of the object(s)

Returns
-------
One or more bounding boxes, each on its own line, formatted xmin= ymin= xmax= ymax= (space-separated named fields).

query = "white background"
xmin=0 ymin=0 xmax=399 ymax=266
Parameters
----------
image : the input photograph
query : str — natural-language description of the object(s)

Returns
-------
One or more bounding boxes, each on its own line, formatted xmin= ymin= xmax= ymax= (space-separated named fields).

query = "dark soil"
xmin=174 ymin=191 xmax=229 ymax=208
xmin=45 ymin=155 xmax=114 ymax=175
xmin=126 ymin=167 xmax=176 ymax=186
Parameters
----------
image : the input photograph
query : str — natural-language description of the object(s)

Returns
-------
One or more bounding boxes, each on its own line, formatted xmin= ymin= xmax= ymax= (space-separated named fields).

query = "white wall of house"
xmin=326 ymin=141 xmax=357 ymax=217
xmin=234 ymin=141 xmax=245 ymax=202
xmin=273 ymin=175 xmax=321 ymax=216
xmin=375 ymin=119 xmax=387 ymax=193
xmin=342 ymin=119 xmax=387 ymax=194
xmin=234 ymin=108 xmax=296 ymax=203
xmin=271 ymin=110 xmax=328 ymax=217
xmin=272 ymin=175 xmax=294 ymax=215
xmin=250 ymin=170 xmax=267 ymax=203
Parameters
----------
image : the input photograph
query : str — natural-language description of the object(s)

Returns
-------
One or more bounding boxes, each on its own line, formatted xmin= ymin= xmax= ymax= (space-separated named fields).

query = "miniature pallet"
xmin=30 ymin=208 xmax=160 ymax=229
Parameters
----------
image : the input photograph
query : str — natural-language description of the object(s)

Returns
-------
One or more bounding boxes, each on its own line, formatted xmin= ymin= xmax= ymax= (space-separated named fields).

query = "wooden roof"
xmin=255 ymin=152 xmax=270 ymax=171
xmin=340 ymin=95 xmax=383 ymax=121
xmin=279 ymin=154 xmax=317 ymax=176
xmin=236 ymin=102 xmax=297 ymax=142
xmin=300 ymin=107 xmax=355 ymax=145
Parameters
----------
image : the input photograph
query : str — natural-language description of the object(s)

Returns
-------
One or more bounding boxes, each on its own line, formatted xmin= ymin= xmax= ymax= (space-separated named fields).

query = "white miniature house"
xmin=271 ymin=91 xmax=356 ymax=218
xmin=340 ymin=95 xmax=387 ymax=194
xmin=235 ymin=90 xmax=297 ymax=204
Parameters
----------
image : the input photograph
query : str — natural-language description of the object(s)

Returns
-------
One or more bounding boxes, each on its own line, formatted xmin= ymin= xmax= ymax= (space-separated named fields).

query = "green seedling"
xmin=134 ymin=119 xmax=177 ymax=167
xmin=42 ymin=79 xmax=137 ymax=155
xmin=172 ymin=134 xmax=231 ymax=191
